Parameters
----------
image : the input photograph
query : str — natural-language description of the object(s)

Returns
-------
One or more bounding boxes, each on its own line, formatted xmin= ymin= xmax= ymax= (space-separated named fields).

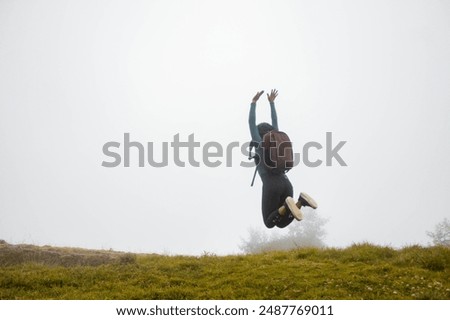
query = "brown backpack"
xmin=261 ymin=130 xmax=294 ymax=173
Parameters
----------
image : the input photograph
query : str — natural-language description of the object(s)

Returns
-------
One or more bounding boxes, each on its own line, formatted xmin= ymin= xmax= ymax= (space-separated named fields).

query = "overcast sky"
xmin=1 ymin=0 xmax=449 ymax=255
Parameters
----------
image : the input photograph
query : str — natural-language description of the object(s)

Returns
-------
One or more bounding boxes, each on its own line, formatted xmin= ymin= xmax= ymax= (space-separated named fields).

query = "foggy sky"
xmin=1 ymin=0 xmax=449 ymax=254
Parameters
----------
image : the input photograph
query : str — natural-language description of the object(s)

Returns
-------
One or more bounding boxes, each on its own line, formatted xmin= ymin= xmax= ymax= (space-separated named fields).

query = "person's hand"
xmin=267 ymin=89 xmax=278 ymax=102
xmin=252 ymin=90 xmax=264 ymax=103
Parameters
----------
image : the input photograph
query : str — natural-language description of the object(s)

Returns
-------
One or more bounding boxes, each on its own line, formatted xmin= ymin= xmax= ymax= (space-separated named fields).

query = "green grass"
xmin=0 ymin=241 xmax=449 ymax=299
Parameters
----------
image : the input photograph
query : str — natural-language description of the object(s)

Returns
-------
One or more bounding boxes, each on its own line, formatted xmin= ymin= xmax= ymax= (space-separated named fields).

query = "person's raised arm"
xmin=249 ymin=90 xmax=264 ymax=141
xmin=267 ymin=89 xmax=279 ymax=130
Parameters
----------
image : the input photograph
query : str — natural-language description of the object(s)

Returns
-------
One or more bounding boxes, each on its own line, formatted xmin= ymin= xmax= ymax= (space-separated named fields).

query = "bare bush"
xmin=427 ymin=218 xmax=450 ymax=247
xmin=240 ymin=210 xmax=328 ymax=254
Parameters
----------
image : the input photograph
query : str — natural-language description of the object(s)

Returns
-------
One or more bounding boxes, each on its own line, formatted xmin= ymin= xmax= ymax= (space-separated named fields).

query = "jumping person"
xmin=249 ymin=89 xmax=318 ymax=228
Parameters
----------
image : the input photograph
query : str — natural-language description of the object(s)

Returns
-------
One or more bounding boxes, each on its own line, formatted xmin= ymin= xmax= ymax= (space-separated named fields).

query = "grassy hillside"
xmin=0 ymin=241 xmax=449 ymax=299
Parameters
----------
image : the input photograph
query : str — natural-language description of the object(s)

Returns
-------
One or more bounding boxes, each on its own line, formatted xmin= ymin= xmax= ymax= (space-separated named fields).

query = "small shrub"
xmin=395 ymin=245 xmax=449 ymax=271
xmin=119 ymin=253 xmax=137 ymax=265
xmin=340 ymin=243 xmax=396 ymax=263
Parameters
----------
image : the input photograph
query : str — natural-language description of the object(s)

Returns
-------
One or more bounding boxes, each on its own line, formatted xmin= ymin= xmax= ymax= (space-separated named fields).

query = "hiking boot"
xmin=298 ymin=192 xmax=318 ymax=209
xmin=285 ymin=196 xmax=304 ymax=221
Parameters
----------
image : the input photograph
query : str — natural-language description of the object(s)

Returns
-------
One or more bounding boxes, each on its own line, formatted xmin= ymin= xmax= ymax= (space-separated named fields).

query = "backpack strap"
xmin=248 ymin=140 xmax=259 ymax=160
xmin=248 ymin=140 xmax=260 ymax=187
xmin=250 ymin=165 xmax=259 ymax=187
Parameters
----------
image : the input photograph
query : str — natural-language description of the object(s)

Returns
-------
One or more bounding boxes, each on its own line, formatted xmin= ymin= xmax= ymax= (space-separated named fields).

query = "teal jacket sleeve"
xmin=270 ymin=101 xmax=279 ymax=130
xmin=249 ymin=102 xmax=261 ymax=141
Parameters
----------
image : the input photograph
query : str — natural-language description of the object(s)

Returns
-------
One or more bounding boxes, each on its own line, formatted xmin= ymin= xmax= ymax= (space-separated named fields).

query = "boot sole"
xmin=300 ymin=192 xmax=318 ymax=209
xmin=286 ymin=196 xmax=304 ymax=221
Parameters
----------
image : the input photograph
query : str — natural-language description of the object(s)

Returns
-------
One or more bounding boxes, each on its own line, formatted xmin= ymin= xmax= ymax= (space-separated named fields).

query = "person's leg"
xmin=275 ymin=211 xmax=294 ymax=228
xmin=275 ymin=177 xmax=295 ymax=228
xmin=261 ymin=180 xmax=284 ymax=228
xmin=262 ymin=175 xmax=298 ymax=228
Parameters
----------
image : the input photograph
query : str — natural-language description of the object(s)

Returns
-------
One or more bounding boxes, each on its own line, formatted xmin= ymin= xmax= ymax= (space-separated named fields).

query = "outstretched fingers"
xmin=252 ymin=90 xmax=264 ymax=103
xmin=267 ymin=89 xmax=278 ymax=102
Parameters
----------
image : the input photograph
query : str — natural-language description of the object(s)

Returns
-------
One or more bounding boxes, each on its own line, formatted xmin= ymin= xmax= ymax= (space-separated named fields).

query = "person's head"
xmin=257 ymin=122 xmax=274 ymax=138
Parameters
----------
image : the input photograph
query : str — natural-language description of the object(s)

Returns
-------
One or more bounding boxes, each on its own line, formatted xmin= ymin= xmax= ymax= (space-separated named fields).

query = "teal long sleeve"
xmin=270 ymin=101 xmax=279 ymax=130
xmin=248 ymin=101 xmax=280 ymax=178
xmin=249 ymin=102 xmax=261 ymax=141
xmin=249 ymin=101 xmax=279 ymax=142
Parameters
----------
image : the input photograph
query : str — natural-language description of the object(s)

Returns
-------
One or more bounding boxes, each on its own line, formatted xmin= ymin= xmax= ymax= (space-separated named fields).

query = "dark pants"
xmin=261 ymin=173 xmax=294 ymax=228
